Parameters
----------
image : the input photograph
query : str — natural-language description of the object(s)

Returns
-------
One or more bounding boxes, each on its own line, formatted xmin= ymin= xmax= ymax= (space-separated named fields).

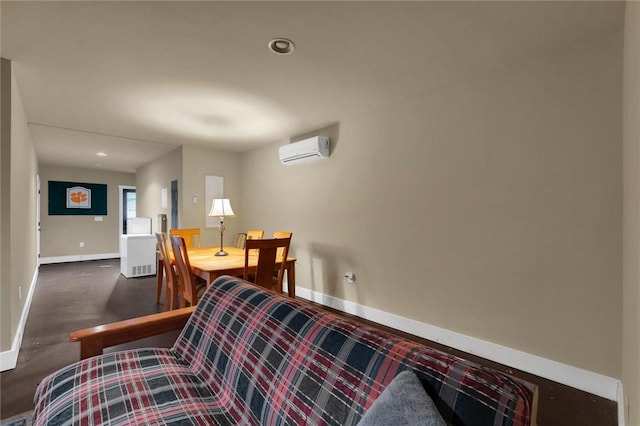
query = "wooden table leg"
xmin=287 ymin=260 xmax=295 ymax=299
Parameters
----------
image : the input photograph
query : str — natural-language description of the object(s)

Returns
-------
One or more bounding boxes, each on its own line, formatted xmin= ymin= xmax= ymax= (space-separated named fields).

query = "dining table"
xmin=175 ymin=246 xmax=296 ymax=298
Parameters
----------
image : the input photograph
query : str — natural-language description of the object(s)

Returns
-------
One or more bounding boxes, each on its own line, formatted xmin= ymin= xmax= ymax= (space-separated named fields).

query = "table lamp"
xmin=208 ymin=198 xmax=235 ymax=256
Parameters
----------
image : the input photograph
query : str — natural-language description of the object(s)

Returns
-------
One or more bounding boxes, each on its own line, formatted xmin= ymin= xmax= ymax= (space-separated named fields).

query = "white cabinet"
xmin=120 ymin=234 xmax=156 ymax=277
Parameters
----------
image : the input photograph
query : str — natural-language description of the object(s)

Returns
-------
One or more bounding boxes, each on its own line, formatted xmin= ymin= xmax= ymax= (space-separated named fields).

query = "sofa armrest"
xmin=69 ymin=306 xmax=196 ymax=360
xmin=530 ymin=383 xmax=540 ymax=426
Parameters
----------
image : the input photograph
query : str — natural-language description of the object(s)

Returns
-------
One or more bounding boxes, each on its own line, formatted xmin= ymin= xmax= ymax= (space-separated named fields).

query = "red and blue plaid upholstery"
xmin=33 ymin=276 xmax=534 ymax=425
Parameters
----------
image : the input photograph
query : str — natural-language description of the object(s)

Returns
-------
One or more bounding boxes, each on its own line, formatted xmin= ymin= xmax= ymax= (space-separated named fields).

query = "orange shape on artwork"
xmin=70 ymin=192 xmax=88 ymax=203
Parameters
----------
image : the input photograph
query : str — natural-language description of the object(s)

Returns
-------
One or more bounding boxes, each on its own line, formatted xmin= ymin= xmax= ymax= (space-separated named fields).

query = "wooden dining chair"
xmin=170 ymin=235 xmax=206 ymax=308
xmin=232 ymin=230 xmax=263 ymax=250
xmin=169 ymin=228 xmax=201 ymax=249
xmin=155 ymin=236 xmax=164 ymax=305
xmin=247 ymin=229 xmax=264 ymax=241
xmin=273 ymin=231 xmax=293 ymax=290
xmin=233 ymin=233 xmax=247 ymax=249
xmin=244 ymin=229 xmax=264 ymax=254
xmin=244 ymin=237 xmax=291 ymax=295
xmin=156 ymin=233 xmax=179 ymax=311
xmin=273 ymin=231 xmax=292 ymax=255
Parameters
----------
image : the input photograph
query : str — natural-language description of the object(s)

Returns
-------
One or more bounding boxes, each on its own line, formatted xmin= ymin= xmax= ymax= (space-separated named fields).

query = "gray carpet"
xmin=0 ymin=411 xmax=32 ymax=426
xmin=0 ymin=259 xmax=174 ymax=419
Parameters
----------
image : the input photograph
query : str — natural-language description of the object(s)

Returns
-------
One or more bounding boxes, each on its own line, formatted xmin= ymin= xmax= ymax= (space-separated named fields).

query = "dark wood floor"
xmin=0 ymin=259 xmax=617 ymax=425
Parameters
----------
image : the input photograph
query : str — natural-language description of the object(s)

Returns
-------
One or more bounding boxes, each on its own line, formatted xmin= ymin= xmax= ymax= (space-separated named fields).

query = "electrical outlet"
xmin=344 ymin=272 xmax=356 ymax=283
xmin=79 ymin=242 xmax=85 ymax=247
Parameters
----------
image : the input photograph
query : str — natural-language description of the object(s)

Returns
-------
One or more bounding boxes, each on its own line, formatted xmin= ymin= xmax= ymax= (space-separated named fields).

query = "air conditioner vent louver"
xmin=130 ymin=264 xmax=153 ymax=277
xmin=282 ymin=152 xmax=322 ymax=163
xmin=279 ymin=136 xmax=330 ymax=165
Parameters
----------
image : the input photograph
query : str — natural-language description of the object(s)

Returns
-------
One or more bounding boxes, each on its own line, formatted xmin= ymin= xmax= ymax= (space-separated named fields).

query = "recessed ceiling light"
xmin=268 ymin=38 xmax=295 ymax=55
xmin=96 ymin=151 xmax=107 ymax=157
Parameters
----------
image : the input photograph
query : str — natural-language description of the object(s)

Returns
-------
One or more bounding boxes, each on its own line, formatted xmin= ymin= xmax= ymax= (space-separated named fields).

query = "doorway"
xmin=122 ymin=188 xmax=136 ymax=234
xmin=118 ymin=185 xmax=136 ymax=235
xmin=171 ymin=180 xmax=178 ymax=229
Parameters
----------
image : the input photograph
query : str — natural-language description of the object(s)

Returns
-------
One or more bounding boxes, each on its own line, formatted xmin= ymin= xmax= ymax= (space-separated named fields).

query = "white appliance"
xmin=121 ymin=218 xmax=155 ymax=278
xmin=127 ymin=217 xmax=151 ymax=234
xmin=120 ymin=234 xmax=156 ymax=278
xmin=279 ymin=136 xmax=330 ymax=165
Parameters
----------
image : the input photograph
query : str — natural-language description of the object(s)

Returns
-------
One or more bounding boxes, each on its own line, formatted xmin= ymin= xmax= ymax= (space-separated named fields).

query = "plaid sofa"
xmin=33 ymin=275 xmax=535 ymax=425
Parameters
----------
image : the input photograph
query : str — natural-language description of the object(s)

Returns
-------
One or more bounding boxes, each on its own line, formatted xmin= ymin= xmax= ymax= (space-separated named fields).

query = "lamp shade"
xmin=208 ymin=198 xmax=235 ymax=217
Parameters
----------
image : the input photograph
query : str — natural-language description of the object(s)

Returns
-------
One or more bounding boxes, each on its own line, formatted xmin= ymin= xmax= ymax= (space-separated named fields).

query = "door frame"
xmin=36 ymin=174 xmax=41 ymax=265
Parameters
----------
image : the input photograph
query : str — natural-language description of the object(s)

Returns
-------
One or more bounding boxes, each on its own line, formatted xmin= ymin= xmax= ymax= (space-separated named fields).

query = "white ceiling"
xmin=1 ymin=1 xmax=624 ymax=173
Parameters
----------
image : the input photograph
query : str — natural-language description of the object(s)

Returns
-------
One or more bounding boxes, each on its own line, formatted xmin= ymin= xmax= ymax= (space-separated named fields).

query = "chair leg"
xmin=156 ymin=258 xmax=163 ymax=304
xmin=172 ymin=287 xmax=179 ymax=311
xmin=164 ymin=284 xmax=171 ymax=312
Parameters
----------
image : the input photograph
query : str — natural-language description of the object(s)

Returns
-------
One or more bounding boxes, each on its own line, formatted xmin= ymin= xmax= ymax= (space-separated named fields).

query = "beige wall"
xmin=137 ymin=145 xmax=241 ymax=247
xmin=39 ymin=166 xmax=135 ymax=257
xmin=1 ymin=58 xmax=11 ymax=351
xmin=0 ymin=16 xmax=6 ymax=353
xmin=623 ymin=1 xmax=640 ymax=424
xmin=241 ymin=31 xmax=622 ymax=377
xmin=0 ymin=59 xmax=10 ymax=352
xmin=136 ymin=146 xmax=181 ymax=234
xmin=180 ymin=145 xmax=241 ymax=247
xmin=0 ymin=59 xmax=38 ymax=352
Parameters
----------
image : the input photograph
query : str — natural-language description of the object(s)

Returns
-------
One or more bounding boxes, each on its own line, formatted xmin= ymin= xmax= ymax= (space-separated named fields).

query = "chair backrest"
xmin=156 ymin=233 xmax=178 ymax=310
xmin=233 ymin=233 xmax=247 ymax=249
xmin=245 ymin=229 xmax=264 ymax=253
xmin=169 ymin=228 xmax=201 ymax=249
xmin=244 ymin=237 xmax=291 ymax=293
xmin=170 ymin=235 xmax=199 ymax=307
xmin=232 ymin=230 xmax=263 ymax=250
xmin=273 ymin=231 xmax=293 ymax=260
xmin=156 ymin=233 xmax=171 ymax=276
xmin=247 ymin=229 xmax=264 ymax=240
xmin=273 ymin=231 xmax=292 ymax=239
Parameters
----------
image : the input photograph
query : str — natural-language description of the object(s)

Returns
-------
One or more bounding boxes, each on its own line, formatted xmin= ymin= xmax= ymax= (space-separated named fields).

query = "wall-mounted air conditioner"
xmin=279 ymin=136 xmax=330 ymax=165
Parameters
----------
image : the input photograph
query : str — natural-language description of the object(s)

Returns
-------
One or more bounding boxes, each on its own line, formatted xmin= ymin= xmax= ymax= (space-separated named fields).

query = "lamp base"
xmin=215 ymin=250 xmax=228 ymax=256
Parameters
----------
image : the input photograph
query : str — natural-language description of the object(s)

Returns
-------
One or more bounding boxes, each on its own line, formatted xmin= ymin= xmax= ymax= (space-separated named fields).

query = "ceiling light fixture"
xmin=268 ymin=38 xmax=295 ymax=55
xmin=96 ymin=151 xmax=107 ymax=157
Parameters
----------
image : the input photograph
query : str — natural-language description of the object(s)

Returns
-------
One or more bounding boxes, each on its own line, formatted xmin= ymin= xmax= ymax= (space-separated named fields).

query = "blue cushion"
xmin=356 ymin=370 xmax=446 ymax=426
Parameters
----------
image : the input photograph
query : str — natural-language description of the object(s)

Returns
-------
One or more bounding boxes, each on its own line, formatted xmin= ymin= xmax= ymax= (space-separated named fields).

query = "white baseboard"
xmin=40 ymin=252 xmax=120 ymax=264
xmin=295 ymin=286 xmax=622 ymax=404
xmin=0 ymin=267 xmax=39 ymax=372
